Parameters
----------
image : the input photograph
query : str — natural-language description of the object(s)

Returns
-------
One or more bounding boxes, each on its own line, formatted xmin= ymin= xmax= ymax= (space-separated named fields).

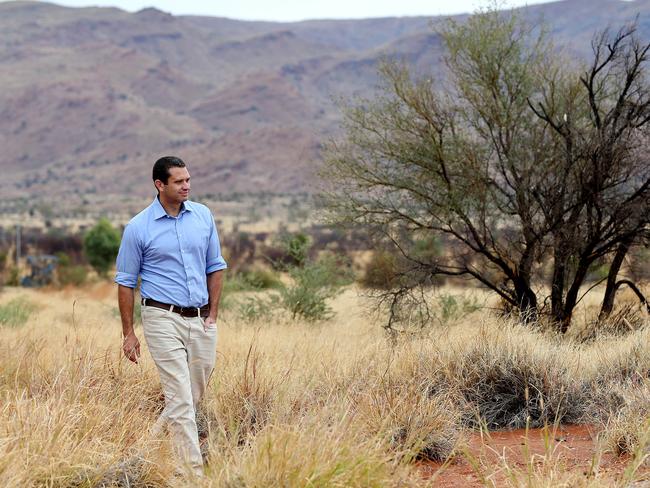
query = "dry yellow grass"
xmin=0 ymin=282 xmax=648 ymax=487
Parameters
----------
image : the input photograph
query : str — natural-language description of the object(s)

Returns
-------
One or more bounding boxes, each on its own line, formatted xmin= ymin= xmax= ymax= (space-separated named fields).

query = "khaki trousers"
xmin=141 ymin=305 xmax=217 ymax=472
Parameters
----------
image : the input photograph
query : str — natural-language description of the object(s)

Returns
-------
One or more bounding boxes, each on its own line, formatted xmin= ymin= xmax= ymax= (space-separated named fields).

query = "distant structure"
xmin=21 ymin=255 xmax=58 ymax=287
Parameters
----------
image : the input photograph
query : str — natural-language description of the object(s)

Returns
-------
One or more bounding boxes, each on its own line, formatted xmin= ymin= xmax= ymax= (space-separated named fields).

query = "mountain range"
xmin=1 ymin=0 xmax=650 ymax=205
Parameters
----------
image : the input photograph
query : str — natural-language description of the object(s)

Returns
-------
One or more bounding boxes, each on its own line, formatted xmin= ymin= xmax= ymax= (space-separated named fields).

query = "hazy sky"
xmin=25 ymin=0 xmax=562 ymax=21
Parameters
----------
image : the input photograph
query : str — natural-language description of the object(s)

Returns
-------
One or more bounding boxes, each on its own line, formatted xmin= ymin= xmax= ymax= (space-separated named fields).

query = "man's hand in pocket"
xmin=203 ymin=316 xmax=217 ymax=332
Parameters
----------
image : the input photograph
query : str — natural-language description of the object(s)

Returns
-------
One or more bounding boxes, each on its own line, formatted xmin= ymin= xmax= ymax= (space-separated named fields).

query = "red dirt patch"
xmin=420 ymin=424 xmax=640 ymax=487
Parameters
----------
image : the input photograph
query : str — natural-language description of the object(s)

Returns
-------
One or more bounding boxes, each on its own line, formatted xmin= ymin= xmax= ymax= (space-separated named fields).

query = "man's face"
xmin=157 ymin=166 xmax=190 ymax=204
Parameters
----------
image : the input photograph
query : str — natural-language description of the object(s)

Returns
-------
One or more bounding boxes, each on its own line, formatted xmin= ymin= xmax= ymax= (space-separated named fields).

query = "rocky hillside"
xmin=1 ymin=0 xmax=649 ymax=203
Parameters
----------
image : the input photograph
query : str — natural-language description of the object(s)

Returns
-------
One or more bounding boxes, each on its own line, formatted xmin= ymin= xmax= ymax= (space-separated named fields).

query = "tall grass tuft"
xmin=0 ymin=297 xmax=35 ymax=327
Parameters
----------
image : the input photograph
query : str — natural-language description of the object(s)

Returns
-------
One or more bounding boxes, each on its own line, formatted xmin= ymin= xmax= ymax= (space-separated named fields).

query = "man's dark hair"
xmin=153 ymin=156 xmax=185 ymax=184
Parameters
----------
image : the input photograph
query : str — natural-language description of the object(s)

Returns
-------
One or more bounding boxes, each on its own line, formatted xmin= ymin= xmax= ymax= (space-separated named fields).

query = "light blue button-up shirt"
xmin=115 ymin=197 xmax=227 ymax=308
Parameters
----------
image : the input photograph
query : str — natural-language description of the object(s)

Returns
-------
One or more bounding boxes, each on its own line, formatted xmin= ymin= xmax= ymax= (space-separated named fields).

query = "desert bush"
xmin=228 ymin=245 xmax=353 ymax=322
xmin=280 ymin=254 xmax=352 ymax=321
xmin=265 ymin=231 xmax=312 ymax=270
xmin=221 ymin=269 xmax=281 ymax=316
xmin=4 ymin=267 xmax=19 ymax=287
xmin=357 ymin=383 xmax=459 ymax=463
xmin=361 ymin=251 xmax=399 ymax=289
xmin=361 ymin=241 xmax=446 ymax=291
xmin=435 ymin=293 xmax=481 ymax=326
xmin=0 ymin=297 xmax=34 ymax=327
xmin=84 ymin=218 xmax=120 ymax=276
xmin=57 ymin=264 xmax=88 ymax=287
xmin=241 ymin=269 xmax=282 ymax=290
xmin=281 ymin=232 xmax=310 ymax=268
xmin=603 ymin=383 xmax=650 ymax=460
xmin=424 ymin=326 xmax=586 ymax=429
xmin=237 ymin=295 xmax=279 ymax=322
xmin=226 ymin=269 xmax=282 ymax=292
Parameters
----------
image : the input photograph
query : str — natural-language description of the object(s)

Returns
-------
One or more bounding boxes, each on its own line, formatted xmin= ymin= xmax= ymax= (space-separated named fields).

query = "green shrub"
xmin=84 ymin=218 xmax=120 ymax=276
xmin=280 ymin=255 xmax=353 ymax=321
xmin=281 ymin=232 xmax=310 ymax=268
xmin=361 ymin=243 xmax=445 ymax=290
xmin=58 ymin=265 xmax=88 ymax=287
xmin=243 ymin=269 xmax=283 ymax=289
xmin=5 ymin=267 xmax=19 ymax=287
xmin=237 ymin=295 xmax=279 ymax=322
xmin=0 ymin=298 xmax=35 ymax=327
xmin=231 ymin=255 xmax=352 ymax=323
xmin=225 ymin=269 xmax=282 ymax=293
xmin=436 ymin=293 xmax=481 ymax=325
xmin=361 ymin=251 xmax=399 ymax=289
xmin=55 ymin=251 xmax=71 ymax=267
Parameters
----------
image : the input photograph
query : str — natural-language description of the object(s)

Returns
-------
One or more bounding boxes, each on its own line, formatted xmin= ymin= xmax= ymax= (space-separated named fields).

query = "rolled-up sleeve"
xmin=206 ymin=217 xmax=227 ymax=274
xmin=115 ymin=223 xmax=141 ymax=288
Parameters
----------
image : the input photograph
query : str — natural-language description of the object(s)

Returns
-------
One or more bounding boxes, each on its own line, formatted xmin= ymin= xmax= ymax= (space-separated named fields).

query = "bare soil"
xmin=421 ymin=424 xmax=643 ymax=487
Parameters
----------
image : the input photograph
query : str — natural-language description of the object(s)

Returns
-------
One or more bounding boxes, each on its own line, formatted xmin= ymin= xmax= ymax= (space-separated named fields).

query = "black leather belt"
xmin=142 ymin=298 xmax=209 ymax=318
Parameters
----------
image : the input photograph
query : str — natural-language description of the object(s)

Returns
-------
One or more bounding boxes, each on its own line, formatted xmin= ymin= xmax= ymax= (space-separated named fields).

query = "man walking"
xmin=115 ymin=156 xmax=227 ymax=474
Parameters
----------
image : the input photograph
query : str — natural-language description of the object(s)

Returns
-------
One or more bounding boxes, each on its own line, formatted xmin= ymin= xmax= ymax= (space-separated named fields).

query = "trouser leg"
xmin=186 ymin=316 xmax=218 ymax=408
xmin=142 ymin=307 xmax=203 ymax=472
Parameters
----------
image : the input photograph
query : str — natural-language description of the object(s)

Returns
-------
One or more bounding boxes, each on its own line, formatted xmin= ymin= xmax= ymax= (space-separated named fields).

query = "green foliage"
xmin=55 ymin=252 xmax=71 ymax=267
xmin=5 ymin=267 xmax=19 ymax=287
xmin=361 ymin=238 xmax=443 ymax=290
xmin=0 ymin=297 xmax=35 ymax=327
xmin=225 ymin=269 xmax=282 ymax=293
xmin=435 ymin=293 xmax=481 ymax=325
xmin=221 ymin=269 xmax=283 ymax=316
xmin=279 ymin=255 xmax=353 ymax=321
xmin=55 ymin=252 xmax=88 ymax=286
xmin=324 ymin=7 xmax=650 ymax=331
xmin=237 ymin=295 xmax=279 ymax=322
xmin=279 ymin=232 xmax=310 ymax=268
xmin=411 ymin=236 xmax=442 ymax=263
xmin=83 ymin=218 xmax=120 ymax=276
xmin=58 ymin=265 xmax=88 ymax=287
xmin=361 ymin=251 xmax=399 ymax=289
xmin=587 ymin=262 xmax=610 ymax=282
xmin=229 ymin=243 xmax=353 ymax=323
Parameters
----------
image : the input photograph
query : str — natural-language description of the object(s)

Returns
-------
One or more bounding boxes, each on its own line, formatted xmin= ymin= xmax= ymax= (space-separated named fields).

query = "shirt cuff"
xmin=206 ymin=262 xmax=227 ymax=274
xmin=115 ymin=272 xmax=138 ymax=288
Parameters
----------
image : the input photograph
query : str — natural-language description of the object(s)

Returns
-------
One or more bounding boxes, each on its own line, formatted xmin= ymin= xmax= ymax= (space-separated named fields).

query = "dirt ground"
xmin=421 ymin=424 xmax=648 ymax=487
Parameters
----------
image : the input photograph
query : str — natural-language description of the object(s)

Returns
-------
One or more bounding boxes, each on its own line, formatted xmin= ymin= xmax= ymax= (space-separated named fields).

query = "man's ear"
xmin=154 ymin=179 xmax=165 ymax=192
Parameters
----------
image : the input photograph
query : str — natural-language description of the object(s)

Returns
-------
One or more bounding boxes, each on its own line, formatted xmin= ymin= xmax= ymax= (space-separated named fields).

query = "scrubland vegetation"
xmin=1 ymin=3 xmax=649 ymax=486
xmin=0 ymin=275 xmax=647 ymax=487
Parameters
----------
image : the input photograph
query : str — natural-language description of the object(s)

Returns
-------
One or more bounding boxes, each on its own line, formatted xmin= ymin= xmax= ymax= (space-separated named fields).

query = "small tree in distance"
xmin=322 ymin=7 xmax=650 ymax=333
xmin=84 ymin=218 xmax=121 ymax=277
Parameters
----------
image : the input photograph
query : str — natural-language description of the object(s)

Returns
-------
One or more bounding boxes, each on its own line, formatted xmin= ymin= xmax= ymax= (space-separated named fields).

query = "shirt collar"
xmin=151 ymin=196 xmax=193 ymax=220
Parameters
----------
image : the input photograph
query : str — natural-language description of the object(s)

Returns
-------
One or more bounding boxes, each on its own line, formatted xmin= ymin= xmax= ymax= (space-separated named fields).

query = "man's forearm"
xmin=117 ymin=284 xmax=135 ymax=336
xmin=207 ymin=270 xmax=224 ymax=321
